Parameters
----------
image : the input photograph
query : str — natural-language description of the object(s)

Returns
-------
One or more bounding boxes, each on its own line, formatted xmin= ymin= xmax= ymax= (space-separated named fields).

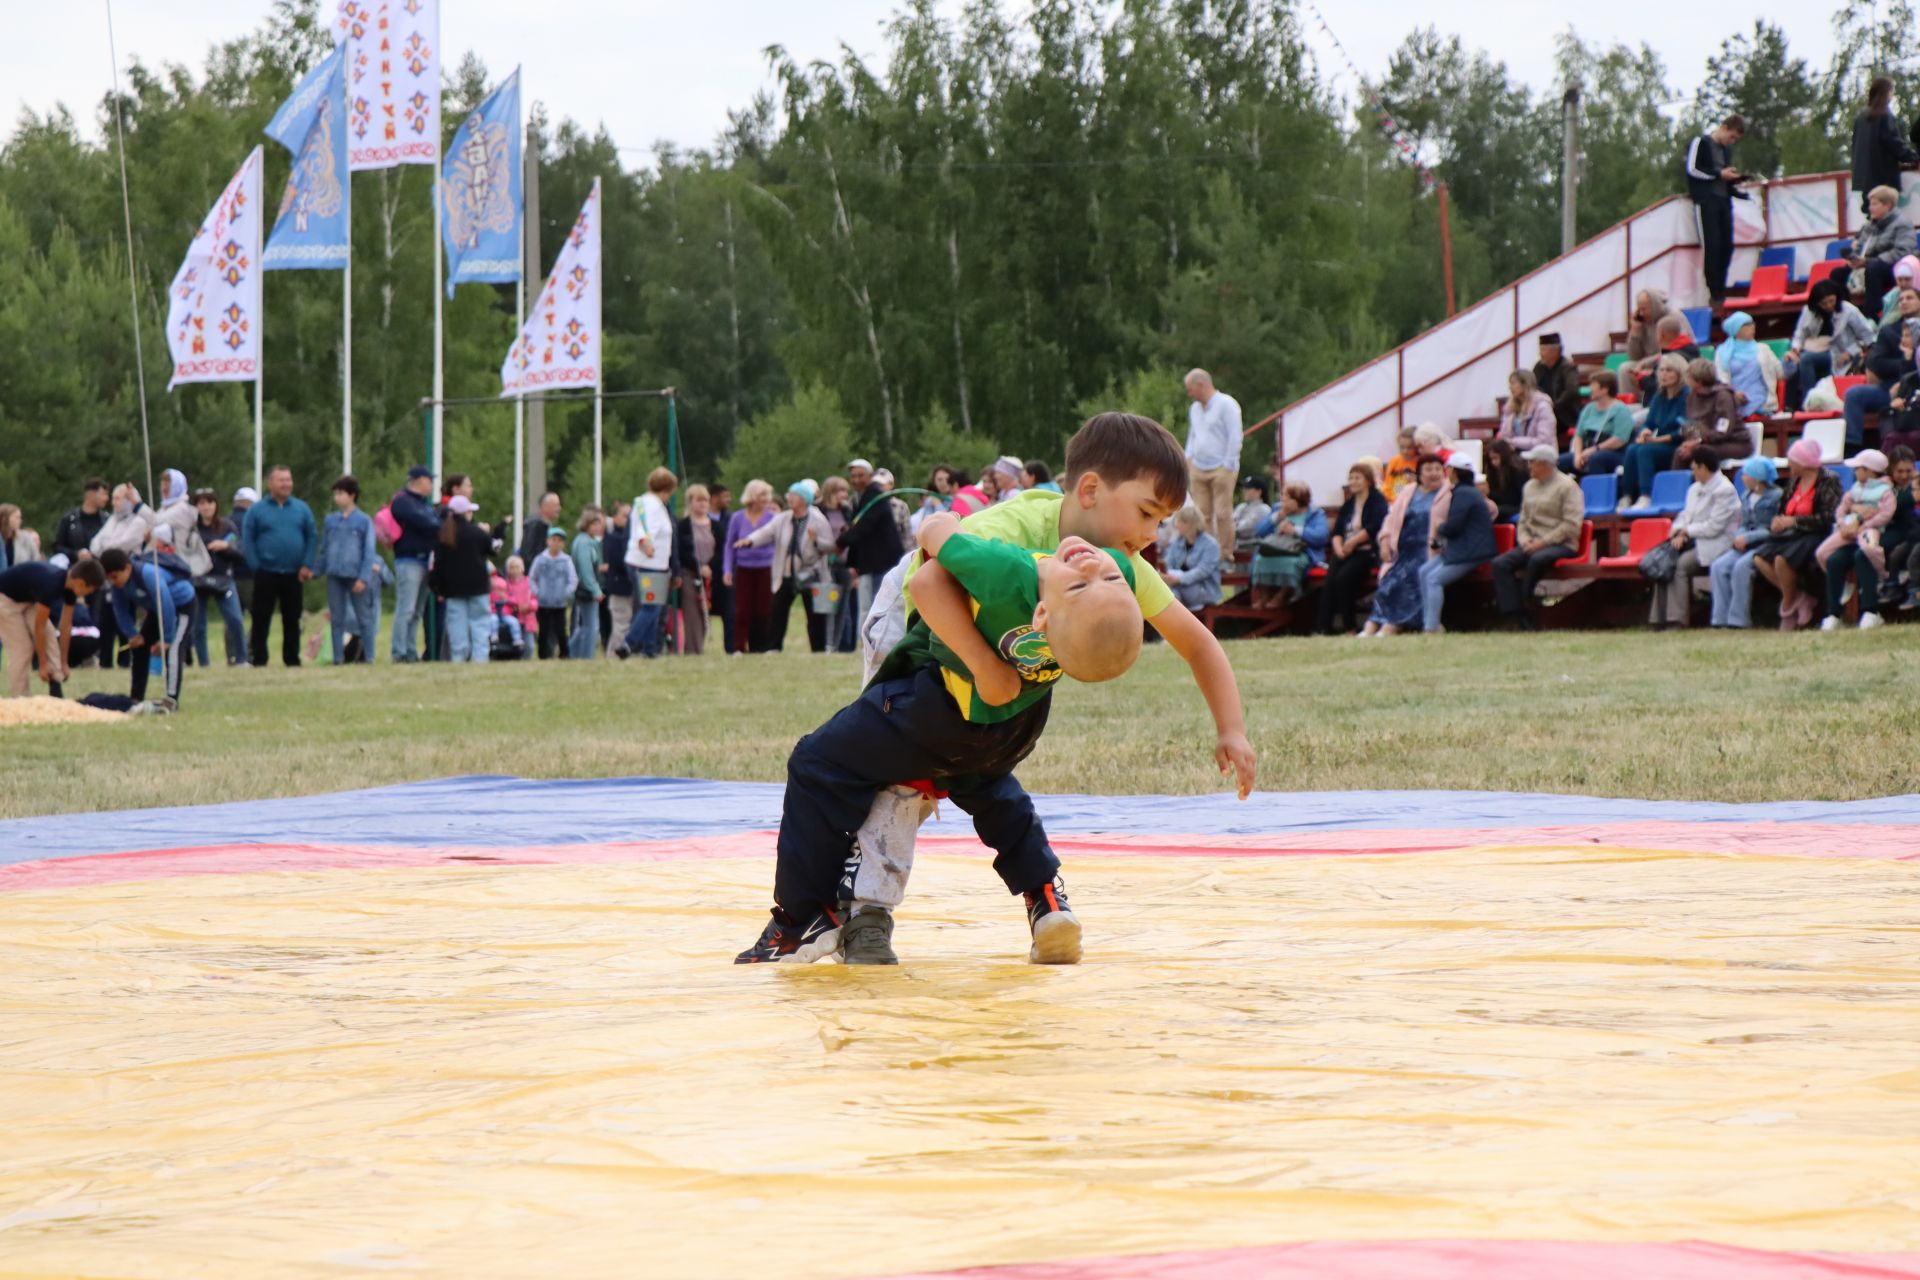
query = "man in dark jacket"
xmin=1532 ymin=333 xmax=1584 ymax=437
xmin=836 ymin=473 xmax=905 ymax=623
xmin=53 ymin=479 xmax=110 ymax=564
xmin=1855 ymin=78 xmax=1919 ymax=215
xmin=388 ymin=466 xmax=443 ymax=662
xmin=518 ymin=491 xmax=561 ymax=567
xmin=1683 ymin=115 xmax=1750 ymax=302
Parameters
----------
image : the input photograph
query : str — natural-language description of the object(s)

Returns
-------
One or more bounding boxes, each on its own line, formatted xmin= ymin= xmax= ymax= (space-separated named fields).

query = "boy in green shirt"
xmin=737 ymin=411 xmax=1259 ymax=967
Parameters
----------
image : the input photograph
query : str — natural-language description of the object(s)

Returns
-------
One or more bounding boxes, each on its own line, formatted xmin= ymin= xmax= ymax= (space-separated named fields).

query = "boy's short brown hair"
xmin=647 ymin=466 xmax=679 ymax=495
xmin=1063 ymin=412 xmax=1188 ymax=510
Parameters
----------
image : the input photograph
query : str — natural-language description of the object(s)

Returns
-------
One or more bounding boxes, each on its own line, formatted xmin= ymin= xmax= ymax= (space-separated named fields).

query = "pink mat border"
xmin=2 ymin=821 xmax=1915 ymax=892
xmin=870 ymin=1239 xmax=1920 ymax=1279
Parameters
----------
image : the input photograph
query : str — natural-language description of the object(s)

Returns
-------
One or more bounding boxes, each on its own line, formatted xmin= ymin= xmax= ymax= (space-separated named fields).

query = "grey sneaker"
xmin=839 ymin=908 xmax=899 ymax=965
xmin=128 ymin=697 xmax=176 ymax=717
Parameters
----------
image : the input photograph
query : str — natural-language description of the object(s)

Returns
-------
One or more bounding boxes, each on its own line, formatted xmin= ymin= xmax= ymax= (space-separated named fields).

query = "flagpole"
xmin=432 ymin=169 xmax=445 ymax=489
xmin=343 ymin=173 xmax=353 ymax=473
xmin=255 ymin=155 xmax=265 ymax=495
xmin=593 ymin=175 xmax=603 ymax=510
xmin=514 ymin=270 xmax=525 ymax=536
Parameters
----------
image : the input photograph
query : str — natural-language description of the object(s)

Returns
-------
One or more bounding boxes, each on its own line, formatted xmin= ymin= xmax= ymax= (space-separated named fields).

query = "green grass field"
xmin=6 ymin=624 xmax=1918 ymax=820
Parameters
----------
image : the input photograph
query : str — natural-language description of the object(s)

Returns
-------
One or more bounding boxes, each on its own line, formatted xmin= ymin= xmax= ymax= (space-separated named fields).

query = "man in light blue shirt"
xmin=1184 ymin=368 xmax=1243 ymax=554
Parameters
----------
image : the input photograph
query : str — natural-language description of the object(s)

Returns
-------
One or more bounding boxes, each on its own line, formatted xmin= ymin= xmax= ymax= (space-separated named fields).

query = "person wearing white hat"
xmin=430 ymin=494 xmax=498 ymax=662
xmin=1419 ymin=453 xmax=1498 ymax=634
xmin=1818 ymin=447 xmax=1896 ymax=629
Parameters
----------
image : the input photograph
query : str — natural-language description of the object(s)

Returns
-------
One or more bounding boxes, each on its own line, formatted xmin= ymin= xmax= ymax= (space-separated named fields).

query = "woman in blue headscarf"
xmin=1714 ymin=312 xmax=1783 ymax=417
xmin=1708 ymin=455 xmax=1784 ymax=628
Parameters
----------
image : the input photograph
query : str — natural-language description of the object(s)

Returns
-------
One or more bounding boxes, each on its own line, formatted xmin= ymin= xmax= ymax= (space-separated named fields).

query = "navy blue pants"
xmin=773 ymin=664 xmax=1058 ymax=917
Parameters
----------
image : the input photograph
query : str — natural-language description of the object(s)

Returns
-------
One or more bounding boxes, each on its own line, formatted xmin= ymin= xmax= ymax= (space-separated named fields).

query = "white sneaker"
xmin=1819 ymin=616 xmax=1842 ymax=632
xmin=1622 ymin=497 xmax=1652 ymax=512
xmin=1841 ymin=581 xmax=1857 ymax=605
xmin=1859 ymin=611 xmax=1885 ymax=630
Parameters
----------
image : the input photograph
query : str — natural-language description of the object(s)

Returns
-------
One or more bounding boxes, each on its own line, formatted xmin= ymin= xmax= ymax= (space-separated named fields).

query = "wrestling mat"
xmin=2 ymin=779 xmax=1917 ymax=1279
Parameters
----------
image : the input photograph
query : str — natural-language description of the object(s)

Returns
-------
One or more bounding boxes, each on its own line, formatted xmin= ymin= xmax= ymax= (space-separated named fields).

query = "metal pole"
xmin=343 ymin=172 xmax=353 ymax=474
xmin=1561 ymin=86 xmax=1580 ymax=256
xmin=593 ymin=176 xmax=603 ymax=510
xmin=432 ymin=169 xmax=445 ymax=494
xmin=524 ymin=120 xmax=545 ymax=502
xmin=514 ymin=270 xmax=525 ymax=540
xmin=254 ymin=153 xmax=265 ymax=495
xmin=1438 ymin=184 xmax=1457 ymax=317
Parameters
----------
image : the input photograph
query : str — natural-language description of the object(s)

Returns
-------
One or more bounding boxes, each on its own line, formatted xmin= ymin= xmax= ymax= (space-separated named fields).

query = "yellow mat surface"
xmin=2 ymin=847 xmax=1917 ymax=1278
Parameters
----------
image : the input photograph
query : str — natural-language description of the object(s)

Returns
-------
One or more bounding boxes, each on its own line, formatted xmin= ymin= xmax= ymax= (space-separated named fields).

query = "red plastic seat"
xmin=1791 ymin=260 xmax=1849 ymax=299
xmin=1740 ymin=265 xmax=1790 ymax=302
xmin=1553 ymin=521 xmax=1595 ymax=570
xmin=1595 ymin=517 xmax=1671 ymax=568
xmin=1833 ymin=374 xmax=1870 ymax=398
xmin=1494 ymin=523 xmax=1517 ymax=554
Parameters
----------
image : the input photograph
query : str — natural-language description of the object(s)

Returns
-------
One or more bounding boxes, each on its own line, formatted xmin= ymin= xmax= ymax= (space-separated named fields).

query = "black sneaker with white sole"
xmin=1023 ymin=876 xmax=1082 ymax=965
xmin=839 ymin=908 xmax=899 ymax=965
xmin=733 ymin=906 xmax=843 ymax=964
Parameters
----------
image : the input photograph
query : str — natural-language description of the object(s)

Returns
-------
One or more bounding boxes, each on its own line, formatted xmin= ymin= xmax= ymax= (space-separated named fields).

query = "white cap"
xmin=872 ymin=468 xmax=895 ymax=487
xmin=1447 ymin=453 xmax=1480 ymax=482
xmin=446 ymin=495 xmax=479 ymax=515
xmin=1523 ymin=444 xmax=1559 ymax=465
xmin=1843 ymin=448 xmax=1889 ymax=472
xmin=847 ymin=458 xmax=874 ymax=473
xmin=233 ymin=486 xmax=259 ymax=503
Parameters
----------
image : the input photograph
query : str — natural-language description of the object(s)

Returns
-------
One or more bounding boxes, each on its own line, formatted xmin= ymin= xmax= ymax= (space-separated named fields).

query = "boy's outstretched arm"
xmin=1149 ymin=600 xmax=1256 ymax=799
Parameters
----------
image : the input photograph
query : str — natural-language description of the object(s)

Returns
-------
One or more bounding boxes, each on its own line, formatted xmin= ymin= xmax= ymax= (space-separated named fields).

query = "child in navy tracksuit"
xmin=99 ymin=545 xmax=197 ymax=711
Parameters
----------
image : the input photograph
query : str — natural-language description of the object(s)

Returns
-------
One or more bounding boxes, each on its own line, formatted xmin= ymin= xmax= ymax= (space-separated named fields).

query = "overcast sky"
xmin=9 ymin=3 xmax=1848 ymax=162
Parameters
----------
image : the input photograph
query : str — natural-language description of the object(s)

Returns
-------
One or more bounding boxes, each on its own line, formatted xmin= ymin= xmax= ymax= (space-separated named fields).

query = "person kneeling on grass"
xmin=736 ymin=511 xmax=1144 ymax=968
xmin=98 ymin=546 xmax=196 ymax=715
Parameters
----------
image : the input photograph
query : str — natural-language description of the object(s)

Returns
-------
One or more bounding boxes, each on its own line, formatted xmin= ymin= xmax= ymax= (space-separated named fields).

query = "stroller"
xmin=489 ymin=603 xmax=530 ymax=661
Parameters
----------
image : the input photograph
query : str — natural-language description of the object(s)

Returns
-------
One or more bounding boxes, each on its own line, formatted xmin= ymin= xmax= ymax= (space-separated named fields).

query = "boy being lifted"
xmin=737 ymin=412 xmax=1258 ymax=965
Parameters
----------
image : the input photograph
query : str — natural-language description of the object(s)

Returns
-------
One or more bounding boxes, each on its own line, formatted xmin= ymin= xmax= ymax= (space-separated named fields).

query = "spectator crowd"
xmin=0 ymin=440 xmax=1113 ymax=712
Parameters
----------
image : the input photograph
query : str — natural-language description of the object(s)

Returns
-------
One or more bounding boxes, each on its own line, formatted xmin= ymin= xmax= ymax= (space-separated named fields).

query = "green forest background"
xmin=1 ymin=0 xmax=1907 ymax=529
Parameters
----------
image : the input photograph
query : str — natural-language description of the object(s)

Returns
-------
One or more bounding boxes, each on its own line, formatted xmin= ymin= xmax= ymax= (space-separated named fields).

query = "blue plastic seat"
xmin=1828 ymin=463 xmax=1855 ymax=490
xmin=1826 ymin=238 xmax=1853 ymax=263
xmin=1580 ymin=473 xmax=1618 ymax=516
xmin=1683 ymin=307 xmax=1712 ymax=344
xmin=1639 ymin=470 xmax=1691 ymax=518
xmin=1757 ymin=246 xmax=1798 ymax=282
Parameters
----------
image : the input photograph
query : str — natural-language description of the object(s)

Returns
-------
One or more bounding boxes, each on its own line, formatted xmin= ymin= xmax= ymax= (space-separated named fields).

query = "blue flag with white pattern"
xmin=263 ymin=47 xmax=349 ymax=270
xmin=441 ymin=69 xmax=522 ymax=298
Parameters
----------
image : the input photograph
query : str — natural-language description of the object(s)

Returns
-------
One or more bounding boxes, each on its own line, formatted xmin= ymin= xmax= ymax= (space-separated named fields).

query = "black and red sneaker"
xmin=733 ymin=906 xmax=843 ymax=965
xmin=1023 ymin=876 xmax=1082 ymax=965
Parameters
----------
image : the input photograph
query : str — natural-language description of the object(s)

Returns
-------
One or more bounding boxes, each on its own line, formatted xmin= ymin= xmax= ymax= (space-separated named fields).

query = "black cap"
xmin=1538 ymin=332 xmax=1562 ymax=346
xmin=407 ymin=465 xmax=433 ymax=480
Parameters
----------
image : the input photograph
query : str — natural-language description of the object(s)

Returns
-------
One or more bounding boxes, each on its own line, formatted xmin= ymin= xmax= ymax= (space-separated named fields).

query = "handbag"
xmin=192 ymin=571 xmax=232 ymax=596
xmin=1257 ymin=527 xmax=1307 ymax=557
xmin=1638 ymin=540 xmax=1680 ymax=583
xmin=806 ymin=580 xmax=842 ymax=616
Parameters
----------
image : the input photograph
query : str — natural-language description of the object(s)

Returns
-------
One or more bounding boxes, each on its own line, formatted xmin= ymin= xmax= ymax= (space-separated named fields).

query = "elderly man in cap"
xmin=837 ymin=456 xmax=904 ymax=624
xmin=1489 ymin=444 xmax=1585 ymax=629
xmin=1183 ymin=368 xmax=1242 ymax=553
xmin=1532 ymin=333 xmax=1583 ymax=437
xmin=387 ymin=465 xmax=444 ymax=662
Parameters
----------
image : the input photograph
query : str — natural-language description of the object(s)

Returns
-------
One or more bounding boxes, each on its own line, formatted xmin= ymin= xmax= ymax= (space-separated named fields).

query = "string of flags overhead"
xmin=1304 ymin=0 xmax=1441 ymax=193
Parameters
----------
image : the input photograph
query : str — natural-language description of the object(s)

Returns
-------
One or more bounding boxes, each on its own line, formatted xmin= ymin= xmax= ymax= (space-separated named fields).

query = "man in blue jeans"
xmin=387 ymin=466 xmax=441 ymax=662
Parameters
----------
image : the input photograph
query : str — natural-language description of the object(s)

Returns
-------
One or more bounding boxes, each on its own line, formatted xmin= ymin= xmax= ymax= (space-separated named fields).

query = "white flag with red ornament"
xmin=336 ymin=0 xmax=440 ymax=170
xmin=166 ymin=146 xmax=265 ymax=389
xmin=500 ymin=179 xmax=601 ymax=397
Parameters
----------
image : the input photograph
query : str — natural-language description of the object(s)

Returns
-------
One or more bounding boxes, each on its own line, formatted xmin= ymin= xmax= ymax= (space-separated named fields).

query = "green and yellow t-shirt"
xmin=877 ymin=528 xmax=1135 ymax=723
xmin=900 ymin=490 xmax=1173 ymax=620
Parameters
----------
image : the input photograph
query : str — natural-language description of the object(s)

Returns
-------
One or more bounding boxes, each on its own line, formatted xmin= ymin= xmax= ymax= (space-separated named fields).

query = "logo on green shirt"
xmin=997 ymin=624 xmax=1062 ymax=683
